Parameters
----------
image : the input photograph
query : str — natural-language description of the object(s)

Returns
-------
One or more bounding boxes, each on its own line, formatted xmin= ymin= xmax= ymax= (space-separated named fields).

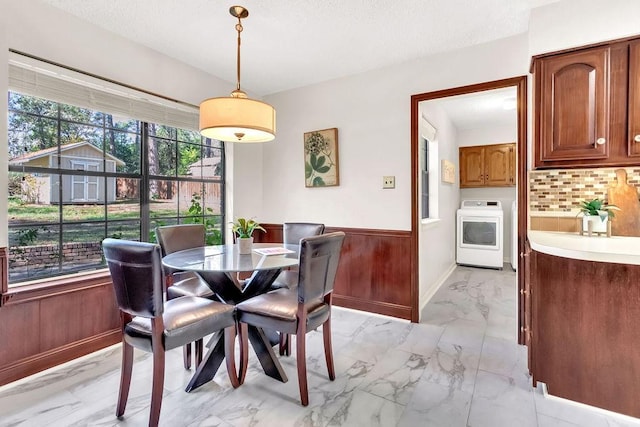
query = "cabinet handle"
xmin=595 ymin=137 xmax=606 ymax=146
xmin=634 ymin=134 xmax=640 ymax=143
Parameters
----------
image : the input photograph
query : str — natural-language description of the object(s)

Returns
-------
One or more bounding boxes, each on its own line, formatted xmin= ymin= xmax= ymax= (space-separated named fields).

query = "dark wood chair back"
xmin=156 ymin=224 xmax=205 ymax=256
xmin=297 ymin=231 xmax=345 ymax=303
xmin=102 ymin=238 xmax=164 ymax=318
xmin=283 ymin=222 xmax=325 ymax=245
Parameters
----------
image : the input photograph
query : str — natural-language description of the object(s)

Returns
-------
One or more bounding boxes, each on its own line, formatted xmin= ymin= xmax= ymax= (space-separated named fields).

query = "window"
xmin=420 ymin=117 xmax=438 ymax=221
xmin=420 ymin=137 xmax=439 ymax=220
xmin=7 ymin=59 xmax=225 ymax=285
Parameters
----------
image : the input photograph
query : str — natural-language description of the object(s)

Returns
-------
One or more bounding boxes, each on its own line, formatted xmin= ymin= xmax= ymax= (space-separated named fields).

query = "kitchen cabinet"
xmin=521 ymin=241 xmax=532 ymax=374
xmin=459 ymin=143 xmax=515 ymax=188
xmin=532 ymin=37 xmax=640 ymax=168
xmin=629 ymin=40 xmax=640 ymax=156
xmin=527 ymin=247 xmax=640 ymax=418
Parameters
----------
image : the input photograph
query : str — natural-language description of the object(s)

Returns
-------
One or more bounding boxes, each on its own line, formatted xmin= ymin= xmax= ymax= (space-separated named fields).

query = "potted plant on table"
xmin=231 ymin=218 xmax=266 ymax=254
xmin=578 ymin=198 xmax=620 ymax=234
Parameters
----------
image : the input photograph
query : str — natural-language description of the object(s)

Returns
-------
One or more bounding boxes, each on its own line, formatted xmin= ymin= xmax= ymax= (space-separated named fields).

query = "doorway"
xmin=410 ymin=76 xmax=528 ymax=344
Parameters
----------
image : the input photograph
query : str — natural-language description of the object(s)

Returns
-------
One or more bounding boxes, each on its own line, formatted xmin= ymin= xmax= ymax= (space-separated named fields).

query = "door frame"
xmin=410 ymin=76 xmax=528 ymax=344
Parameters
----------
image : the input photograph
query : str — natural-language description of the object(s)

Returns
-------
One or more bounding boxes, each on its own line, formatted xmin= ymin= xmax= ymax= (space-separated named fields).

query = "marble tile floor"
xmin=1 ymin=265 xmax=639 ymax=427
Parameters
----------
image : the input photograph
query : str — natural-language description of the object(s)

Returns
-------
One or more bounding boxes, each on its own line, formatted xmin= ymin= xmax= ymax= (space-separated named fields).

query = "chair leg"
xmin=116 ymin=341 xmax=134 ymax=418
xmin=323 ymin=317 xmax=336 ymax=380
xmin=296 ymin=322 xmax=309 ymax=406
xmin=238 ymin=322 xmax=249 ymax=385
xmin=195 ymin=339 xmax=203 ymax=366
xmin=224 ymin=325 xmax=240 ymax=388
xmin=280 ymin=333 xmax=291 ymax=356
xmin=149 ymin=347 xmax=165 ymax=427
xmin=183 ymin=343 xmax=192 ymax=370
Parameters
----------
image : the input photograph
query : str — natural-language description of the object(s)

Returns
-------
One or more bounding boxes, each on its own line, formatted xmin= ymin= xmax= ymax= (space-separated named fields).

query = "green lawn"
xmin=8 ymin=197 xmax=175 ymax=223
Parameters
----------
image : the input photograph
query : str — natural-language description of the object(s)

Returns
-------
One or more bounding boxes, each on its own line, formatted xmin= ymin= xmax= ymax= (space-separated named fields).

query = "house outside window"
xmin=7 ymin=63 xmax=225 ymax=285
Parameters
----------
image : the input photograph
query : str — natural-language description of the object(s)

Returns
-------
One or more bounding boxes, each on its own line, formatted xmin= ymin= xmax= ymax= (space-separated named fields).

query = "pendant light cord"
xmin=235 ymin=19 xmax=243 ymax=92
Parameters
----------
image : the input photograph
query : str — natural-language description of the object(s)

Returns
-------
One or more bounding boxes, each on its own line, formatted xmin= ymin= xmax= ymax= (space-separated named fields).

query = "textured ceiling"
xmin=433 ymin=86 xmax=518 ymax=130
xmin=38 ymin=0 xmax=558 ymax=96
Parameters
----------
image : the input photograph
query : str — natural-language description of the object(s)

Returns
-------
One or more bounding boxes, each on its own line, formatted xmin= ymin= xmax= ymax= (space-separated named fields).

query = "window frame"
xmin=5 ymin=93 xmax=226 ymax=288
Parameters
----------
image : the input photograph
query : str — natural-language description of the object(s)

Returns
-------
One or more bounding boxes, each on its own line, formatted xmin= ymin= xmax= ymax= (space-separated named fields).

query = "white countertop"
xmin=528 ymin=230 xmax=640 ymax=265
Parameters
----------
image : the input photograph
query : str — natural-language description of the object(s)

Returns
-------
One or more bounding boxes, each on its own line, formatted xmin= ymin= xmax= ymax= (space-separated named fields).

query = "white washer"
xmin=456 ymin=200 xmax=504 ymax=269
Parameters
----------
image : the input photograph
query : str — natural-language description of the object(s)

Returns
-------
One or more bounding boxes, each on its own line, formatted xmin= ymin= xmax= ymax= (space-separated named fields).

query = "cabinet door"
xmin=629 ymin=40 xmax=640 ymax=156
xmin=537 ymin=46 xmax=610 ymax=163
xmin=523 ymin=242 xmax=533 ymax=377
xmin=485 ymin=143 xmax=515 ymax=186
xmin=459 ymin=146 xmax=484 ymax=188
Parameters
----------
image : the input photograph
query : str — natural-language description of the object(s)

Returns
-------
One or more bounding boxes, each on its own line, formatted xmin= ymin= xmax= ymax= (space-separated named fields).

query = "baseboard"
xmin=333 ymin=294 xmax=412 ymax=320
xmin=418 ymin=262 xmax=457 ymax=321
xmin=0 ymin=329 xmax=121 ymax=386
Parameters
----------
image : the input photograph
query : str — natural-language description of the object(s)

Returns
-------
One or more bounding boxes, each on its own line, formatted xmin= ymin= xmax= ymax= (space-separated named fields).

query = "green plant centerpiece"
xmin=578 ymin=198 xmax=620 ymax=234
xmin=231 ymin=218 xmax=266 ymax=254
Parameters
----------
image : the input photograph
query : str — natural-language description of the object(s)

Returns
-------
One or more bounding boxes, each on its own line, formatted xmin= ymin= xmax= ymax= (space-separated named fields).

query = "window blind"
xmin=8 ymin=52 xmax=199 ymax=130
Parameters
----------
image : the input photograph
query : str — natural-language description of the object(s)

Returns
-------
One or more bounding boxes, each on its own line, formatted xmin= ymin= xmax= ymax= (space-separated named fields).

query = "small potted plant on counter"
xmin=231 ymin=217 xmax=266 ymax=254
xmin=578 ymin=198 xmax=620 ymax=235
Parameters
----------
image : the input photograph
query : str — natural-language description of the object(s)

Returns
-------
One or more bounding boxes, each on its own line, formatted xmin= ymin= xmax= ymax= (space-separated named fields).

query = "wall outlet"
xmin=383 ymin=176 xmax=395 ymax=189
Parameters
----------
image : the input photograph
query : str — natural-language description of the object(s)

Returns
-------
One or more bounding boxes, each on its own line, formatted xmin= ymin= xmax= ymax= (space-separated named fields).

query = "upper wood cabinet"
xmin=533 ymin=37 xmax=640 ymax=168
xmin=629 ymin=40 xmax=640 ymax=157
xmin=459 ymin=143 xmax=515 ymax=188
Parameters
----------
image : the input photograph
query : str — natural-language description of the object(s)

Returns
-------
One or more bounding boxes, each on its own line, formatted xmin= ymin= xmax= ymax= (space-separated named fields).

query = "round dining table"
xmin=162 ymin=242 xmax=299 ymax=391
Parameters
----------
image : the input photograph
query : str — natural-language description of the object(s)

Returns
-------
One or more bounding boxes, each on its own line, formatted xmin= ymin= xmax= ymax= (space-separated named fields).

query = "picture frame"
xmin=441 ymin=159 xmax=455 ymax=184
xmin=304 ymin=127 xmax=339 ymax=187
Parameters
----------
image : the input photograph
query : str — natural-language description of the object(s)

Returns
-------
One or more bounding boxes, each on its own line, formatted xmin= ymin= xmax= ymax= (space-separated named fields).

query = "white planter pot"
xmin=582 ymin=215 xmax=608 ymax=233
xmin=238 ymin=237 xmax=253 ymax=255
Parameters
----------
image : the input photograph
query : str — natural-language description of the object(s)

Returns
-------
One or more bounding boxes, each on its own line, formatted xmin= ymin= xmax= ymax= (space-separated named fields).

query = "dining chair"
xmin=272 ymin=222 xmax=325 ymax=355
xmin=236 ymin=231 xmax=345 ymax=406
xmin=156 ymin=224 xmax=214 ymax=369
xmin=102 ymin=238 xmax=239 ymax=427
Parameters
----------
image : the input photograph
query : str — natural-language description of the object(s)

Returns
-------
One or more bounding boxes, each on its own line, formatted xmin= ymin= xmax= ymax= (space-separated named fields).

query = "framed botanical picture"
xmin=304 ymin=128 xmax=339 ymax=187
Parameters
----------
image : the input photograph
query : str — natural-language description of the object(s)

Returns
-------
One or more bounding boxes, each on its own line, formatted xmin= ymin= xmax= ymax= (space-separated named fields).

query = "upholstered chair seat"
xmin=236 ymin=288 xmax=330 ymax=333
xmin=124 ymin=296 xmax=234 ymax=352
xmin=166 ymin=275 xmax=214 ymax=300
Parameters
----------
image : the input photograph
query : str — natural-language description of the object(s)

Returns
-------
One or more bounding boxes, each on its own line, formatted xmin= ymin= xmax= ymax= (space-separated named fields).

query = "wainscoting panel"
xmin=255 ymin=225 xmax=413 ymax=320
xmin=0 ymin=267 xmax=120 ymax=386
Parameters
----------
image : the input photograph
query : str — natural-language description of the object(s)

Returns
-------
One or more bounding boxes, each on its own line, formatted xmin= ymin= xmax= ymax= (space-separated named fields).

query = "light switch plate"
xmin=383 ymin=176 xmax=395 ymax=189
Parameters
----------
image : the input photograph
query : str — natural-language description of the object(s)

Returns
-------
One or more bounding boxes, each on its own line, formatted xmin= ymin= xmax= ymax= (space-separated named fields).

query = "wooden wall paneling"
xmin=0 ymin=270 xmax=121 ymax=386
xmin=40 ymin=284 xmax=119 ymax=351
xmin=0 ymin=300 xmax=40 ymax=366
xmin=256 ymin=224 xmax=413 ymax=320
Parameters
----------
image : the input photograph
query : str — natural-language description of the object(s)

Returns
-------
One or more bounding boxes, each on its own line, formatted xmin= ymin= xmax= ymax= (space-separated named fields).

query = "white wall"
xmin=529 ymin=0 xmax=640 ymax=55
xmin=418 ymin=103 xmax=460 ymax=311
xmin=458 ymin=124 xmax=518 ymax=264
xmin=262 ymin=34 xmax=530 ymax=230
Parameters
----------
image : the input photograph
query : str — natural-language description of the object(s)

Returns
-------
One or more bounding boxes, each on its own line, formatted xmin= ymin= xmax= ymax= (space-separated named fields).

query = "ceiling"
xmin=38 ymin=0 xmax=558 ymax=97
xmin=430 ymin=86 xmax=518 ymax=130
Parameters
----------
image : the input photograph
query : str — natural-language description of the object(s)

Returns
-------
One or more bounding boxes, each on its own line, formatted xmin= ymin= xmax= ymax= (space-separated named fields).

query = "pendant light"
xmin=199 ymin=6 xmax=276 ymax=143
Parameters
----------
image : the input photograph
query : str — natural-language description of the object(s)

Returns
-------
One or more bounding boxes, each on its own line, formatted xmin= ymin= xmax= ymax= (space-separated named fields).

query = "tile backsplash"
xmin=529 ymin=167 xmax=640 ymax=213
